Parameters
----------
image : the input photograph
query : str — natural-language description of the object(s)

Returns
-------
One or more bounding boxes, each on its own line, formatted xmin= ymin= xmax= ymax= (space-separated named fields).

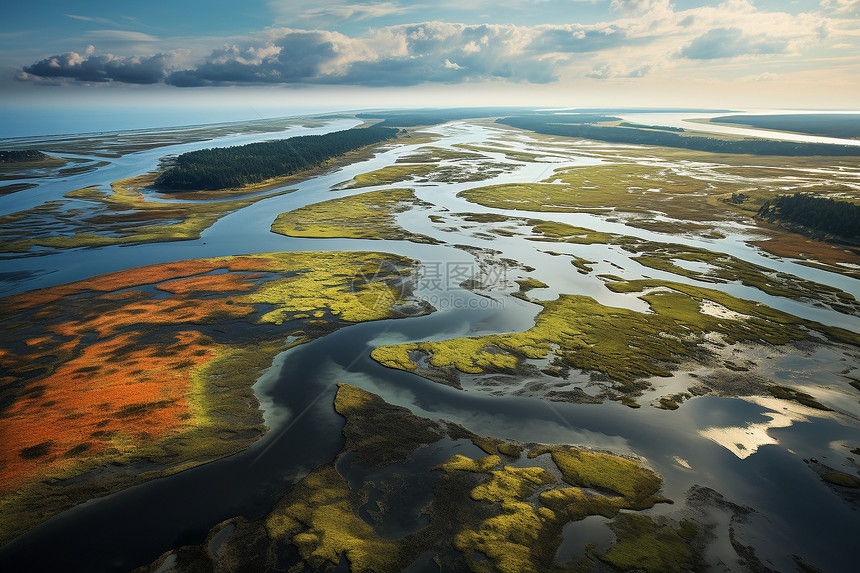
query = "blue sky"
xmin=2 ymin=1 xmax=859 ymax=110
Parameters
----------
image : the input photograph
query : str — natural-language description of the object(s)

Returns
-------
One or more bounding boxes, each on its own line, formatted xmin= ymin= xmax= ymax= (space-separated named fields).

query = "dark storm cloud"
xmin=19 ymin=50 xmax=172 ymax=84
xmin=679 ymin=28 xmax=788 ymax=60
xmin=165 ymin=32 xmax=338 ymax=87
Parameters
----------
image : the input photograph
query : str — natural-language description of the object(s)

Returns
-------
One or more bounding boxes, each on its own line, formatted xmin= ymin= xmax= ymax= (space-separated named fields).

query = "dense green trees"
xmin=155 ymin=126 xmax=398 ymax=191
xmin=497 ymin=115 xmax=860 ymax=156
xmin=0 ymin=150 xmax=48 ymax=163
xmin=758 ymin=193 xmax=860 ymax=240
xmin=713 ymin=114 xmax=860 ymax=139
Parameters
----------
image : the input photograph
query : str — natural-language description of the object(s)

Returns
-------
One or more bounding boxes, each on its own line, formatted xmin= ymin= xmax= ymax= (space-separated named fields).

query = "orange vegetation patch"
xmin=0 ymin=255 xmax=291 ymax=493
xmin=72 ymin=260 xmax=225 ymax=293
xmin=46 ymin=293 xmax=254 ymax=339
xmin=0 ymin=330 xmax=218 ymax=492
xmin=751 ymin=225 xmax=860 ymax=266
xmin=5 ymin=256 xmax=283 ymax=311
xmin=3 ymin=260 xmax=222 ymax=311
xmin=99 ymin=289 xmax=149 ymax=301
xmin=156 ymin=272 xmax=266 ymax=294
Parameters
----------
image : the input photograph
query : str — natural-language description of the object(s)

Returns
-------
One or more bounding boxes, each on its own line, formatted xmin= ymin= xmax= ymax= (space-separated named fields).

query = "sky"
xmin=2 ymin=0 xmax=859 ymax=116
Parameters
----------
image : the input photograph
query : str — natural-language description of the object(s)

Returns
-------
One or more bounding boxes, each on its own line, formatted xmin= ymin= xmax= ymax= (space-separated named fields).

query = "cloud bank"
xmin=16 ymin=2 xmax=840 ymax=88
xmin=19 ymin=47 xmax=174 ymax=84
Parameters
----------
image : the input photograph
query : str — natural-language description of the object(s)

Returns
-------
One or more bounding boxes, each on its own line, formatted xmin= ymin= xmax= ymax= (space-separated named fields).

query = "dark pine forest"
xmin=155 ymin=125 xmax=398 ymax=190
xmin=758 ymin=193 xmax=860 ymax=240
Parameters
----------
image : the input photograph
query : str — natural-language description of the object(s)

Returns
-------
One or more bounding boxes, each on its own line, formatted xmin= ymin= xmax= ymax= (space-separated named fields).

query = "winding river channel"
xmin=1 ymin=114 xmax=859 ymax=571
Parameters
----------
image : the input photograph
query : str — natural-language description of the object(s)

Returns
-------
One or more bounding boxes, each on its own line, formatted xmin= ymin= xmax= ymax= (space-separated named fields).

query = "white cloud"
xmin=743 ymin=71 xmax=779 ymax=81
xmin=65 ymin=14 xmax=120 ymax=26
xmin=83 ymin=30 xmax=161 ymax=43
xmin=19 ymin=2 xmax=852 ymax=88
xmin=18 ymin=49 xmax=176 ymax=84
xmin=680 ymin=28 xmax=789 ymax=60
xmin=270 ymin=1 xmax=412 ymax=25
xmin=820 ymin=0 xmax=860 ymax=17
xmin=610 ymin=0 xmax=673 ymax=15
xmin=586 ymin=62 xmax=651 ymax=78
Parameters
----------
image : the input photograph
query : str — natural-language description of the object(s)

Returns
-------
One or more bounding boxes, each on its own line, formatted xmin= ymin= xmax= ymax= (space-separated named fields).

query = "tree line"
xmin=155 ymin=126 xmax=398 ymax=191
xmin=0 ymin=150 xmax=48 ymax=163
xmin=758 ymin=193 xmax=860 ymax=240
xmin=496 ymin=115 xmax=860 ymax=157
xmin=713 ymin=114 xmax=860 ymax=140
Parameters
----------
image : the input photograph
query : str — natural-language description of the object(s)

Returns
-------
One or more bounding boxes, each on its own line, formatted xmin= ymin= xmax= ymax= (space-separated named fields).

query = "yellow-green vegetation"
xmin=450 ymin=463 xmax=560 ymax=573
xmin=454 ymin=151 xmax=860 ymax=247
xmin=658 ymin=393 xmax=689 ymax=410
xmin=345 ymin=163 xmax=436 ymax=187
xmin=599 ymin=513 xmax=698 ymax=573
xmin=821 ymin=472 xmax=860 ymax=488
xmin=570 ymin=255 xmax=595 ymax=275
xmin=535 ymin=445 xmax=667 ymax=522
xmin=396 ymin=146 xmax=488 ymax=163
xmin=460 ymin=212 xmax=512 ymax=223
xmin=390 ymin=130 xmax=442 ymax=146
xmin=525 ymin=219 xmax=623 ymax=245
xmin=513 ymin=277 xmax=549 ymax=300
xmin=266 ymin=463 xmax=401 ymax=570
xmin=373 ymin=337 xmax=519 ymax=384
xmin=437 ymin=454 xmax=503 ymax=473
xmin=141 ymin=385 xmax=692 ymax=573
xmin=454 ymin=143 xmax=547 ymax=163
xmin=624 ymin=217 xmax=727 ymax=238
xmin=443 ymin=444 xmax=670 ymax=573
xmin=242 ymin=251 xmax=425 ymax=324
xmin=767 ymin=385 xmax=832 ymax=411
xmin=470 ymin=464 xmax=556 ymax=501
xmin=271 ymin=188 xmax=438 ymax=243
xmin=372 ymin=279 xmax=860 ymax=399
xmin=458 ymin=162 xmax=749 ymax=221
xmin=496 ymin=442 xmax=524 ymax=458
xmin=262 ymin=382 xmax=464 ymax=572
xmin=543 ymin=447 xmax=663 ymax=507
xmin=345 ymin=158 xmax=507 ymax=189
xmin=0 ymin=173 xmax=293 ymax=253
xmin=626 ymin=241 xmax=858 ymax=311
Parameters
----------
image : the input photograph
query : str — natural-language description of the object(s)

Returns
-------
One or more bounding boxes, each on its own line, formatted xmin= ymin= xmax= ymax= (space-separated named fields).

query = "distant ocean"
xmin=0 ymin=105 xmax=343 ymax=139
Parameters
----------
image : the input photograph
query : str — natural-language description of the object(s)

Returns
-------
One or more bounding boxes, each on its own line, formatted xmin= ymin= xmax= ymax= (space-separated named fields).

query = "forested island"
xmin=497 ymin=115 xmax=860 ymax=156
xmin=758 ymin=193 xmax=860 ymax=240
xmin=0 ymin=150 xmax=49 ymax=163
xmin=155 ymin=125 xmax=398 ymax=190
xmin=618 ymin=122 xmax=684 ymax=132
xmin=712 ymin=114 xmax=860 ymax=140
